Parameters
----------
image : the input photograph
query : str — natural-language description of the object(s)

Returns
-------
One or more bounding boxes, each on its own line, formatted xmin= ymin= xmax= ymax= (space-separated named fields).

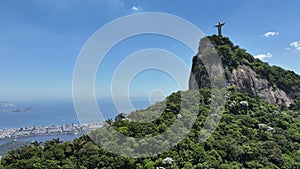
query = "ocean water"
xmin=0 ymin=97 xmax=152 ymax=145
xmin=0 ymin=97 xmax=151 ymax=130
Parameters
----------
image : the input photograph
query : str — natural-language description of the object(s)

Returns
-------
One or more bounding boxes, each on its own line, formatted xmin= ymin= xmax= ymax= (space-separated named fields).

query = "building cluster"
xmin=0 ymin=123 xmax=103 ymax=140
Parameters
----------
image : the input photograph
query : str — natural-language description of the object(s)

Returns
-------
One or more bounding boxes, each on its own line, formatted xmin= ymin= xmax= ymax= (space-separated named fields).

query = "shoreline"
xmin=0 ymin=122 xmax=103 ymax=142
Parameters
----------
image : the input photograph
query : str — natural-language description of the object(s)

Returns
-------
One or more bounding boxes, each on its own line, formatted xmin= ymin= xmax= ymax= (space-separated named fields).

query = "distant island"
xmin=0 ymin=102 xmax=15 ymax=108
xmin=0 ymin=101 xmax=32 ymax=113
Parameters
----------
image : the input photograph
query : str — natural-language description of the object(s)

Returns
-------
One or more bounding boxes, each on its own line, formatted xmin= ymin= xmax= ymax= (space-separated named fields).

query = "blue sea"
xmin=0 ymin=97 xmax=151 ymax=144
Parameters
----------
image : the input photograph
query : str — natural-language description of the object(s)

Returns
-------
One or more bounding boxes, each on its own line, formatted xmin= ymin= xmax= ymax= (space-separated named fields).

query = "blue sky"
xmin=1 ymin=0 xmax=300 ymax=101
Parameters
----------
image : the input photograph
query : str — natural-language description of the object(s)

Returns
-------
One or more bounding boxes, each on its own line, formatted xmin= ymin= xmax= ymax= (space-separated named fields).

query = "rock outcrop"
xmin=229 ymin=65 xmax=293 ymax=107
xmin=189 ymin=35 xmax=300 ymax=109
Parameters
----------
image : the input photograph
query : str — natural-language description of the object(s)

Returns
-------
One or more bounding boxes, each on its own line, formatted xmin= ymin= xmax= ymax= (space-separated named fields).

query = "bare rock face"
xmin=189 ymin=35 xmax=299 ymax=109
xmin=229 ymin=65 xmax=293 ymax=108
xmin=189 ymin=37 xmax=226 ymax=90
xmin=189 ymin=59 xmax=293 ymax=108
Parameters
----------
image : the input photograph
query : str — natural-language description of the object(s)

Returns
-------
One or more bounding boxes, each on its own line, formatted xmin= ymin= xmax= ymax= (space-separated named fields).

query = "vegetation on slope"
xmin=207 ymin=35 xmax=300 ymax=96
xmin=0 ymin=140 xmax=30 ymax=156
xmin=1 ymin=36 xmax=300 ymax=168
xmin=1 ymin=88 xmax=300 ymax=169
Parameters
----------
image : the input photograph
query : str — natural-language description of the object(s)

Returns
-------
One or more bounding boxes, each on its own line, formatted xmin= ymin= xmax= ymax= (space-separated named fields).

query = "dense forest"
xmin=1 ymin=36 xmax=300 ymax=168
xmin=1 ymin=88 xmax=299 ymax=168
xmin=0 ymin=141 xmax=29 ymax=156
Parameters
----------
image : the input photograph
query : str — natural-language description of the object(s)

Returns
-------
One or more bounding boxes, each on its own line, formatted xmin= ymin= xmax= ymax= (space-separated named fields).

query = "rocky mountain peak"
xmin=189 ymin=35 xmax=300 ymax=109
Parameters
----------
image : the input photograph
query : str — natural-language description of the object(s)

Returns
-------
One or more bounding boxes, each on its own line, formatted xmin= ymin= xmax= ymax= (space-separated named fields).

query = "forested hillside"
xmin=1 ymin=88 xmax=300 ymax=168
xmin=1 ymin=36 xmax=300 ymax=168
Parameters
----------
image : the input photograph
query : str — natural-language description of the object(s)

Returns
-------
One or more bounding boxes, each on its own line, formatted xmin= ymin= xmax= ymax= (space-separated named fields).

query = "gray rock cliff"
xmin=189 ymin=35 xmax=300 ymax=109
xmin=229 ymin=65 xmax=293 ymax=107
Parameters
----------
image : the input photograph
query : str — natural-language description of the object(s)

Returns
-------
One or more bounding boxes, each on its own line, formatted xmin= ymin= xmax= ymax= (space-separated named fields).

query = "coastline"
xmin=0 ymin=122 xmax=103 ymax=144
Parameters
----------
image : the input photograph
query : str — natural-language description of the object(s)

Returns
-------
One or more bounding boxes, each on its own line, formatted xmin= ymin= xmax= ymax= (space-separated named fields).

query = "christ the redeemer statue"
xmin=214 ymin=22 xmax=225 ymax=36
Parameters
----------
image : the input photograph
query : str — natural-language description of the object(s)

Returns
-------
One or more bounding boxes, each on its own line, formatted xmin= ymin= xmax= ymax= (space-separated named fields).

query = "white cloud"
xmin=263 ymin=31 xmax=279 ymax=37
xmin=131 ymin=6 xmax=141 ymax=12
xmin=254 ymin=52 xmax=272 ymax=60
xmin=290 ymin=41 xmax=300 ymax=52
